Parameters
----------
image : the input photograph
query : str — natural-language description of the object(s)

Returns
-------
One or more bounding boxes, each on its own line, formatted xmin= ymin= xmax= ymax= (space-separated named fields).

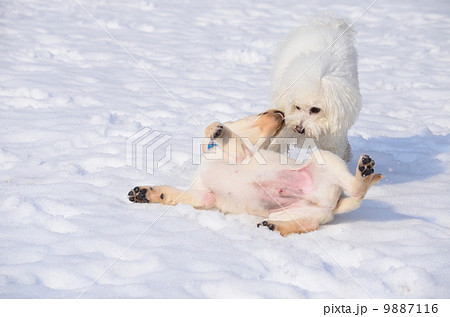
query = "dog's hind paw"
xmin=358 ymin=154 xmax=375 ymax=178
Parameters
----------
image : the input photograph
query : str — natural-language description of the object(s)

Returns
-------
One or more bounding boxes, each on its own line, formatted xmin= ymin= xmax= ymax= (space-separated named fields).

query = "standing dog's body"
xmin=269 ymin=17 xmax=361 ymax=162
xmin=128 ymin=111 xmax=382 ymax=236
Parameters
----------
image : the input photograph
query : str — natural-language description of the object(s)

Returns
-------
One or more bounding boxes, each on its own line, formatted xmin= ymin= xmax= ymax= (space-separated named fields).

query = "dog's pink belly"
xmin=255 ymin=166 xmax=314 ymax=211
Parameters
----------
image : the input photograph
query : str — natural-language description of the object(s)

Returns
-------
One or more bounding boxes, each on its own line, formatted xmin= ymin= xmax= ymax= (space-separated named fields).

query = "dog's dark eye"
xmin=295 ymin=106 xmax=301 ymax=110
xmin=160 ymin=193 xmax=165 ymax=200
xmin=310 ymin=107 xmax=321 ymax=114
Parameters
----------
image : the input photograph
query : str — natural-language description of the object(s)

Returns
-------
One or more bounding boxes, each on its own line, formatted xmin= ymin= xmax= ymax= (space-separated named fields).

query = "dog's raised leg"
xmin=202 ymin=121 xmax=250 ymax=160
xmin=333 ymin=154 xmax=383 ymax=214
xmin=128 ymin=185 xmax=216 ymax=210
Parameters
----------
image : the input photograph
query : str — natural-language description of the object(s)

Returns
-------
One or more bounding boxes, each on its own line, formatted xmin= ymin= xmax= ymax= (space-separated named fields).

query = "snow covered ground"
xmin=1 ymin=0 xmax=449 ymax=298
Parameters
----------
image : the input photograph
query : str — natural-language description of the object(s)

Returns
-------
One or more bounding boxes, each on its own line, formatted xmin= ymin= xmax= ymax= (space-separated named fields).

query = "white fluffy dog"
xmin=269 ymin=17 xmax=361 ymax=162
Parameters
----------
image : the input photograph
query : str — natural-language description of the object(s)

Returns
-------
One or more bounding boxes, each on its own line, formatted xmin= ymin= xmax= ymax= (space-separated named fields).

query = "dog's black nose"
xmin=295 ymin=125 xmax=305 ymax=134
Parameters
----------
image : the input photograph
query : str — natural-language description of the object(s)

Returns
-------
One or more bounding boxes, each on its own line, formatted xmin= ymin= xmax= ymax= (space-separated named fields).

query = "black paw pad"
xmin=137 ymin=192 xmax=146 ymax=200
xmin=362 ymin=167 xmax=374 ymax=177
xmin=128 ymin=187 xmax=150 ymax=203
xmin=213 ymin=126 xmax=223 ymax=138
xmin=359 ymin=154 xmax=376 ymax=178
xmin=361 ymin=155 xmax=372 ymax=165
xmin=258 ymin=221 xmax=275 ymax=231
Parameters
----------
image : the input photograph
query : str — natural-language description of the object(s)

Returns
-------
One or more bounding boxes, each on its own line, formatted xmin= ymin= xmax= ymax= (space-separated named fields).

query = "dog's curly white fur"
xmin=269 ymin=17 xmax=362 ymax=162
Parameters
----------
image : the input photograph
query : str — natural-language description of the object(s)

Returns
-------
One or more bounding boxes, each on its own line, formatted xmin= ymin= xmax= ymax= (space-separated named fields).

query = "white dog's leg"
xmin=320 ymin=135 xmax=352 ymax=163
xmin=259 ymin=218 xmax=320 ymax=236
xmin=128 ymin=185 xmax=216 ymax=210
xmin=333 ymin=154 xmax=383 ymax=214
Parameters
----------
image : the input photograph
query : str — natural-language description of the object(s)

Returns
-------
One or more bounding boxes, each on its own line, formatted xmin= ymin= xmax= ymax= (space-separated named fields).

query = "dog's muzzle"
xmin=294 ymin=125 xmax=305 ymax=134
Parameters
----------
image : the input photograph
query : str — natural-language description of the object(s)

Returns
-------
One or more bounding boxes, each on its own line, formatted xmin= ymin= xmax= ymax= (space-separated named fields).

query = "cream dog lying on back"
xmin=128 ymin=110 xmax=382 ymax=236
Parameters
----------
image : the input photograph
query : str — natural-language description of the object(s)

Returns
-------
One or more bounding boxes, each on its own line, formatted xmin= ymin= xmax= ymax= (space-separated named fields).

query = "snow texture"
xmin=0 ymin=0 xmax=449 ymax=298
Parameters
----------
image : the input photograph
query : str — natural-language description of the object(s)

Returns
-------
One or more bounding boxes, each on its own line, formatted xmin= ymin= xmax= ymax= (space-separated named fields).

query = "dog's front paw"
xmin=128 ymin=186 xmax=168 ymax=204
xmin=358 ymin=154 xmax=375 ymax=178
xmin=128 ymin=186 xmax=150 ymax=203
xmin=205 ymin=122 xmax=224 ymax=139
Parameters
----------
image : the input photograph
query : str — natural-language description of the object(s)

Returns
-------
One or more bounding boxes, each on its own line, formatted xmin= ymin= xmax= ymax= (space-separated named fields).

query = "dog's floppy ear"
xmin=321 ymin=76 xmax=362 ymax=135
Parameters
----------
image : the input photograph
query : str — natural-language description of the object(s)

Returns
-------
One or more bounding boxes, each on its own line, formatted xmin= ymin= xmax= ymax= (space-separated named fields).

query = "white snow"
xmin=1 ymin=0 xmax=449 ymax=298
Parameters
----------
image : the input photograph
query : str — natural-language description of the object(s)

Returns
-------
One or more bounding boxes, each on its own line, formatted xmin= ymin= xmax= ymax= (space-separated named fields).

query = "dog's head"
xmin=225 ymin=109 xmax=285 ymax=145
xmin=273 ymin=74 xmax=362 ymax=139
xmin=283 ymin=95 xmax=326 ymax=139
